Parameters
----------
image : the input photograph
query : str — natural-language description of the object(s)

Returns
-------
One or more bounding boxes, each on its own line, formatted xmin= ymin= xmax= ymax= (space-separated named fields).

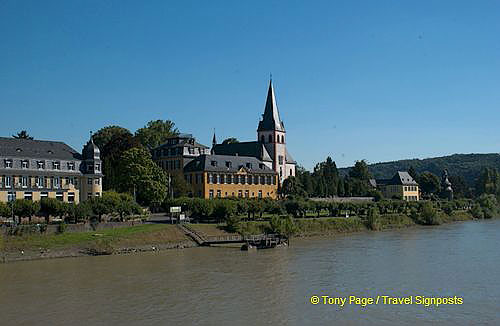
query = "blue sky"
xmin=1 ymin=0 xmax=499 ymax=170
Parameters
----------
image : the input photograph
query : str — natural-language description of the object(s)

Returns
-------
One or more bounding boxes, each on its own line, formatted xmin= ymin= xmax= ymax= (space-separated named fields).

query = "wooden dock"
xmin=177 ymin=224 xmax=287 ymax=249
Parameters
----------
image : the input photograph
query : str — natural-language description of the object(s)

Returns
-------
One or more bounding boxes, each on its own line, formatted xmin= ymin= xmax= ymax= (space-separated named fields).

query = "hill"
xmin=339 ymin=153 xmax=500 ymax=186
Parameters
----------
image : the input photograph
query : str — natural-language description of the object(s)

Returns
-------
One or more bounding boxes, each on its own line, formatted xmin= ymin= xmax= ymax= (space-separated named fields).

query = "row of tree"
xmin=0 ymin=191 xmax=142 ymax=224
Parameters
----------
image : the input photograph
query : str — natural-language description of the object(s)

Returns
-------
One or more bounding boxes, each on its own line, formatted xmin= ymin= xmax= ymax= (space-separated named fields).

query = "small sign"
xmin=170 ymin=206 xmax=181 ymax=213
xmin=179 ymin=214 xmax=185 ymax=220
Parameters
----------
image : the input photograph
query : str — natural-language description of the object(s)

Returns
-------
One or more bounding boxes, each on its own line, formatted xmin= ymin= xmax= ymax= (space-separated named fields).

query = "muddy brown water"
xmin=1 ymin=220 xmax=499 ymax=325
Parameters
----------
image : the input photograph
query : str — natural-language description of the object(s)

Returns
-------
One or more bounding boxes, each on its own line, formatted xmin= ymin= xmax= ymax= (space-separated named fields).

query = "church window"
xmin=268 ymin=135 xmax=272 ymax=143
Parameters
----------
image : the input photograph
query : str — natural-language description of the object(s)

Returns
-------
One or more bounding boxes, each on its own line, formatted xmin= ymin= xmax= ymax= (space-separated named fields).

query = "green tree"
xmin=170 ymin=172 xmax=190 ymax=198
xmin=13 ymin=199 xmax=40 ymax=224
xmin=12 ymin=130 xmax=33 ymax=140
xmin=92 ymin=126 xmax=132 ymax=150
xmin=420 ymin=202 xmax=441 ymax=225
xmin=349 ymin=160 xmax=371 ymax=181
xmin=135 ymin=120 xmax=179 ymax=150
xmin=0 ymin=202 xmax=10 ymax=218
xmin=118 ymin=147 xmax=168 ymax=206
xmin=39 ymin=198 xmax=63 ymax=224
xmin=281 ymin=176 xmax=306 ymax=197
xmin=221 ymin=137 xmax=239 ymax=145
xmin=67 ymin=202 xmax=92 ymax=223
xmin=101 ymin=131 xmax=142 ymax=190
xmin=419 ymin=172 xmax=441 ymax=196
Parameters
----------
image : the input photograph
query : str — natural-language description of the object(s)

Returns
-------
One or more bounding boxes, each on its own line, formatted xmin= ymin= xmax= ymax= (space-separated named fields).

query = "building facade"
xmin=0 ymin=136 xmax=103 ymax=204
xmin=371 ymin=171 xmax=420 ymax=201
xmin=183 ymin=154 xmax=278 ymax=199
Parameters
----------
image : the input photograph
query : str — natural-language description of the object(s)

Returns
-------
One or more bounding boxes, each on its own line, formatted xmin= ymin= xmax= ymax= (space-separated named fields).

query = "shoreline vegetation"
xmin=0 ymin=207 xmax=489 ymax=264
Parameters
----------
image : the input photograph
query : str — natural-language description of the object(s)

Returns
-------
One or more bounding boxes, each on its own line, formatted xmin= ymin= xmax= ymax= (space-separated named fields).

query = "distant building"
xmin=0 ymin=135 xmax=103 ymax=204
xmin=371 ymin=171 xmax=420 ymax=201
xmin=152 ymin=79 xmax=295 ymax=199
xmin=152 ymin=133 xmax=210 ymax=174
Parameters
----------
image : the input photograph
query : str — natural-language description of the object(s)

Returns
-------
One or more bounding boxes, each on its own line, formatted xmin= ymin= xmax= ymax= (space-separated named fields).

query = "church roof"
xmin=257 ymin=80 xmax=285 ymax=132
xmin=213 ymin=141 xmax=273 ymax=162
xmin=184 ymin=154 xmax=276 ymax=174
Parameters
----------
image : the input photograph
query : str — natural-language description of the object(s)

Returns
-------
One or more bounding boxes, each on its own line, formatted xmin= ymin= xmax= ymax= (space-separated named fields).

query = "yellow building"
xmin=372 ymin=171 xmax=420 ymax=201
xmin=183 ymin=154 xmax=278 ymax=199
xmin=0 ymin=136 xmax=103 ymax=204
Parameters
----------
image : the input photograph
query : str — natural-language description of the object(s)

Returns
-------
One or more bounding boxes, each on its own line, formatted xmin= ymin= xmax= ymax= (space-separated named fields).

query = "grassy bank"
xmin=1 ymin=224 xmax=194 ymax=263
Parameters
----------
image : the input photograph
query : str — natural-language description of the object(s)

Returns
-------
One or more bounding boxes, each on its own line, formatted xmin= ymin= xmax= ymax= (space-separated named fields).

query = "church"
xmin=212 ymin=79 xmax=296 ymax=183
xmin=153 ymin=79 xmax=296 ymax=199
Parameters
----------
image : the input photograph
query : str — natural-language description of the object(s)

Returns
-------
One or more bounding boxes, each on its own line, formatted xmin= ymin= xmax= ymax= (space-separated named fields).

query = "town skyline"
xmin=1 ymin=1 xmax=499 ymax=170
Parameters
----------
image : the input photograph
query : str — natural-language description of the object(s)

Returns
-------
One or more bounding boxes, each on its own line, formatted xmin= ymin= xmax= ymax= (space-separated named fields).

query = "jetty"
xmin=177 ymin=224 xmax=287 ymax=250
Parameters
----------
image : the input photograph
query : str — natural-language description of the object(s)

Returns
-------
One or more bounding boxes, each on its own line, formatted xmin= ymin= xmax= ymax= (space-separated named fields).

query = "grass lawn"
xmin=188 ymin=224 xmax=238 ymax=237
xmin=2 ymin=224 xmax=188 ymax=252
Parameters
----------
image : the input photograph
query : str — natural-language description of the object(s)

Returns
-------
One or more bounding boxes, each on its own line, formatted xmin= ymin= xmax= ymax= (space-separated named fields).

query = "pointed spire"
xmin=257 ymin=78 xmax=285 ymax=132
xmin=211 ymin=129 xmax=217 ymax=154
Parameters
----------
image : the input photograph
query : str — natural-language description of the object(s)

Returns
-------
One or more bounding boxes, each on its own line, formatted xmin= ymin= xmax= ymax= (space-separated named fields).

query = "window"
xmin=7 ymin=191 xmax=16 ymax=201
xmin=209 ymin=190 xmax=214 ymax=198
xmin=245 ymin=190 xmax=249 ymax=198
xmin=259 ymin=163 xmax=264 ymax=169
xmin=208 ymin=174 xmax=213 ymax=184
xmin=36 ymin=176 xmax=44 ymax=188
xmin=290 ymin=169 xmax=293 ymax=176
xmin=282 ymin=135 xmax=285 ymax=143
xmin=67 ymin=162 xmax=75 ymax=170
xmin=87 ymin=164 xmax=94 ymax=172
xmin=87 ymin=178 xmax=92 ymax=185
xmin=21 ymin=176 xmax=28 ymax=188
xmin=4 ymin=176 xmax=12 ymax=188
xmin=24 ymin=192 xmax=33 ymax=200
xmin=225 ymin=161 xmax=232 ymax=168
xmin=211 ymin=160 xmax=217 ymax=167
xmin=5 ymin=160 xmax=12 ymax=168
xmin=95 ymin=178 xmax=100 ymax=185
xmin=260 ymin=176 xmax=265 ymax=184
xmin=220 ymin=174 xmax=225 ymax=184
xmin=246 ymin=163 xmax=252 ymax=169
xmin=21 ymin=160 xmax=29 ymax=169
xmin=87 ymin=193 xmax=92 ymax=199
xmin=40 ymin=192 xmax=48 ymax=199
xmin=53 ymin=161 xmax=60 ymax=170
xmin=278 ymin=155 xmax=284 ymax=165
xmin=95 ymin=192 xmax=100 ymax=197
xmin=216 ymin=174 xmax=221 ymax=184
xmin=53 ymin=177 xmax=60 ymax=188
xmin=268 ymin=135 xmax=272 ymax=143
xmin=68 ymin=192 xmax=75 ymax=203
xmin=227 ymin=174 xmax=232 ymax=184
xmin=261 ymin=135 xmax=265 ymax=143
xmin=217 ymin=190 xmax=221 ymax=198
xmin=238 ymin=190 xmax=243 ymax=198
xmin=37 ymin=161 xmax=45 ymax=169
xmin=240 ymin=175 xmax=245 ymax=184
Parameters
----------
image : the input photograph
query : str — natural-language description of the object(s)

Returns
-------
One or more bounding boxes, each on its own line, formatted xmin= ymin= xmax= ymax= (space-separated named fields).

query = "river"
xmin=1 ymin=220 xmax=499 ymax=325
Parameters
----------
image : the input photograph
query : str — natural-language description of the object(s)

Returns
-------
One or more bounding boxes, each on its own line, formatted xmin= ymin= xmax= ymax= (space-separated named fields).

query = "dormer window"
xmin=259 ymin=163 xmax=264 ymax=169
xmin=67 ymin=162 xmax=75 ymax=171
xmin=95 ymin=163 xmax=100 ymax=171
xmin=37 ymin=161 xmax=45 ymax=169
xmin=52 ymin=161 xmax=60 ymax=170
xmin=4 ymin=160 xmax=12 ymax=168
xmin=211 ymin=160 xmax=217 ymax=167
xmin=246 ymin=163 xmax=252 ymax=169
xmin=21 ymin=160 xmax=29 ymax=169
xmin=87 ymin=164 xmax=94 ymax=172
xmin=225 ymin=161 xmax=232 ymax=168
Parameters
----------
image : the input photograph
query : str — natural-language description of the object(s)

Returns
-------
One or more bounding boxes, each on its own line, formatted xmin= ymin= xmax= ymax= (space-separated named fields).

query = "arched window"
xmin=268 ymin=135 xmax=272 ymax=143
xmin=282 ymin=135 xmax=285 ymax=143
xmin=261 ymin=135 xmax=264 ymax=143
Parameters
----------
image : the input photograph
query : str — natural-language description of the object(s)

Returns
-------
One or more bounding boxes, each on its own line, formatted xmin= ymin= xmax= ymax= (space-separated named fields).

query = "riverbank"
xmin=0 ymin=210 xmax=477 ymax=263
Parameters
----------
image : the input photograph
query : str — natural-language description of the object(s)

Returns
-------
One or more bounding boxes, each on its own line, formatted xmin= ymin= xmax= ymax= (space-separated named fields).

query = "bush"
xmin=367 ymin=207 xmax=381 ymax=230
xmin=57 ymin=222 xmax=67 ymax=234
xmin=420 ymin=202 xmax=441 ymax=225
xmin=470 ymin=204 xmax=484 ymax=219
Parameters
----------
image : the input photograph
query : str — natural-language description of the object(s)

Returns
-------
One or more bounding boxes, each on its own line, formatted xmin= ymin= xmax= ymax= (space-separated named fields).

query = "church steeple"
xmin=211 ymin=130 xmax=217 ymax=154
xmin=257 ymin=78 xmax=285 ymax=132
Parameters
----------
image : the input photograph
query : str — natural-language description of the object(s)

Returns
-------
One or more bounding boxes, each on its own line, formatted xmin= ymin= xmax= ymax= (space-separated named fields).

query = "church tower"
xmin=257 ymin=79 xmax=295 ymax=183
